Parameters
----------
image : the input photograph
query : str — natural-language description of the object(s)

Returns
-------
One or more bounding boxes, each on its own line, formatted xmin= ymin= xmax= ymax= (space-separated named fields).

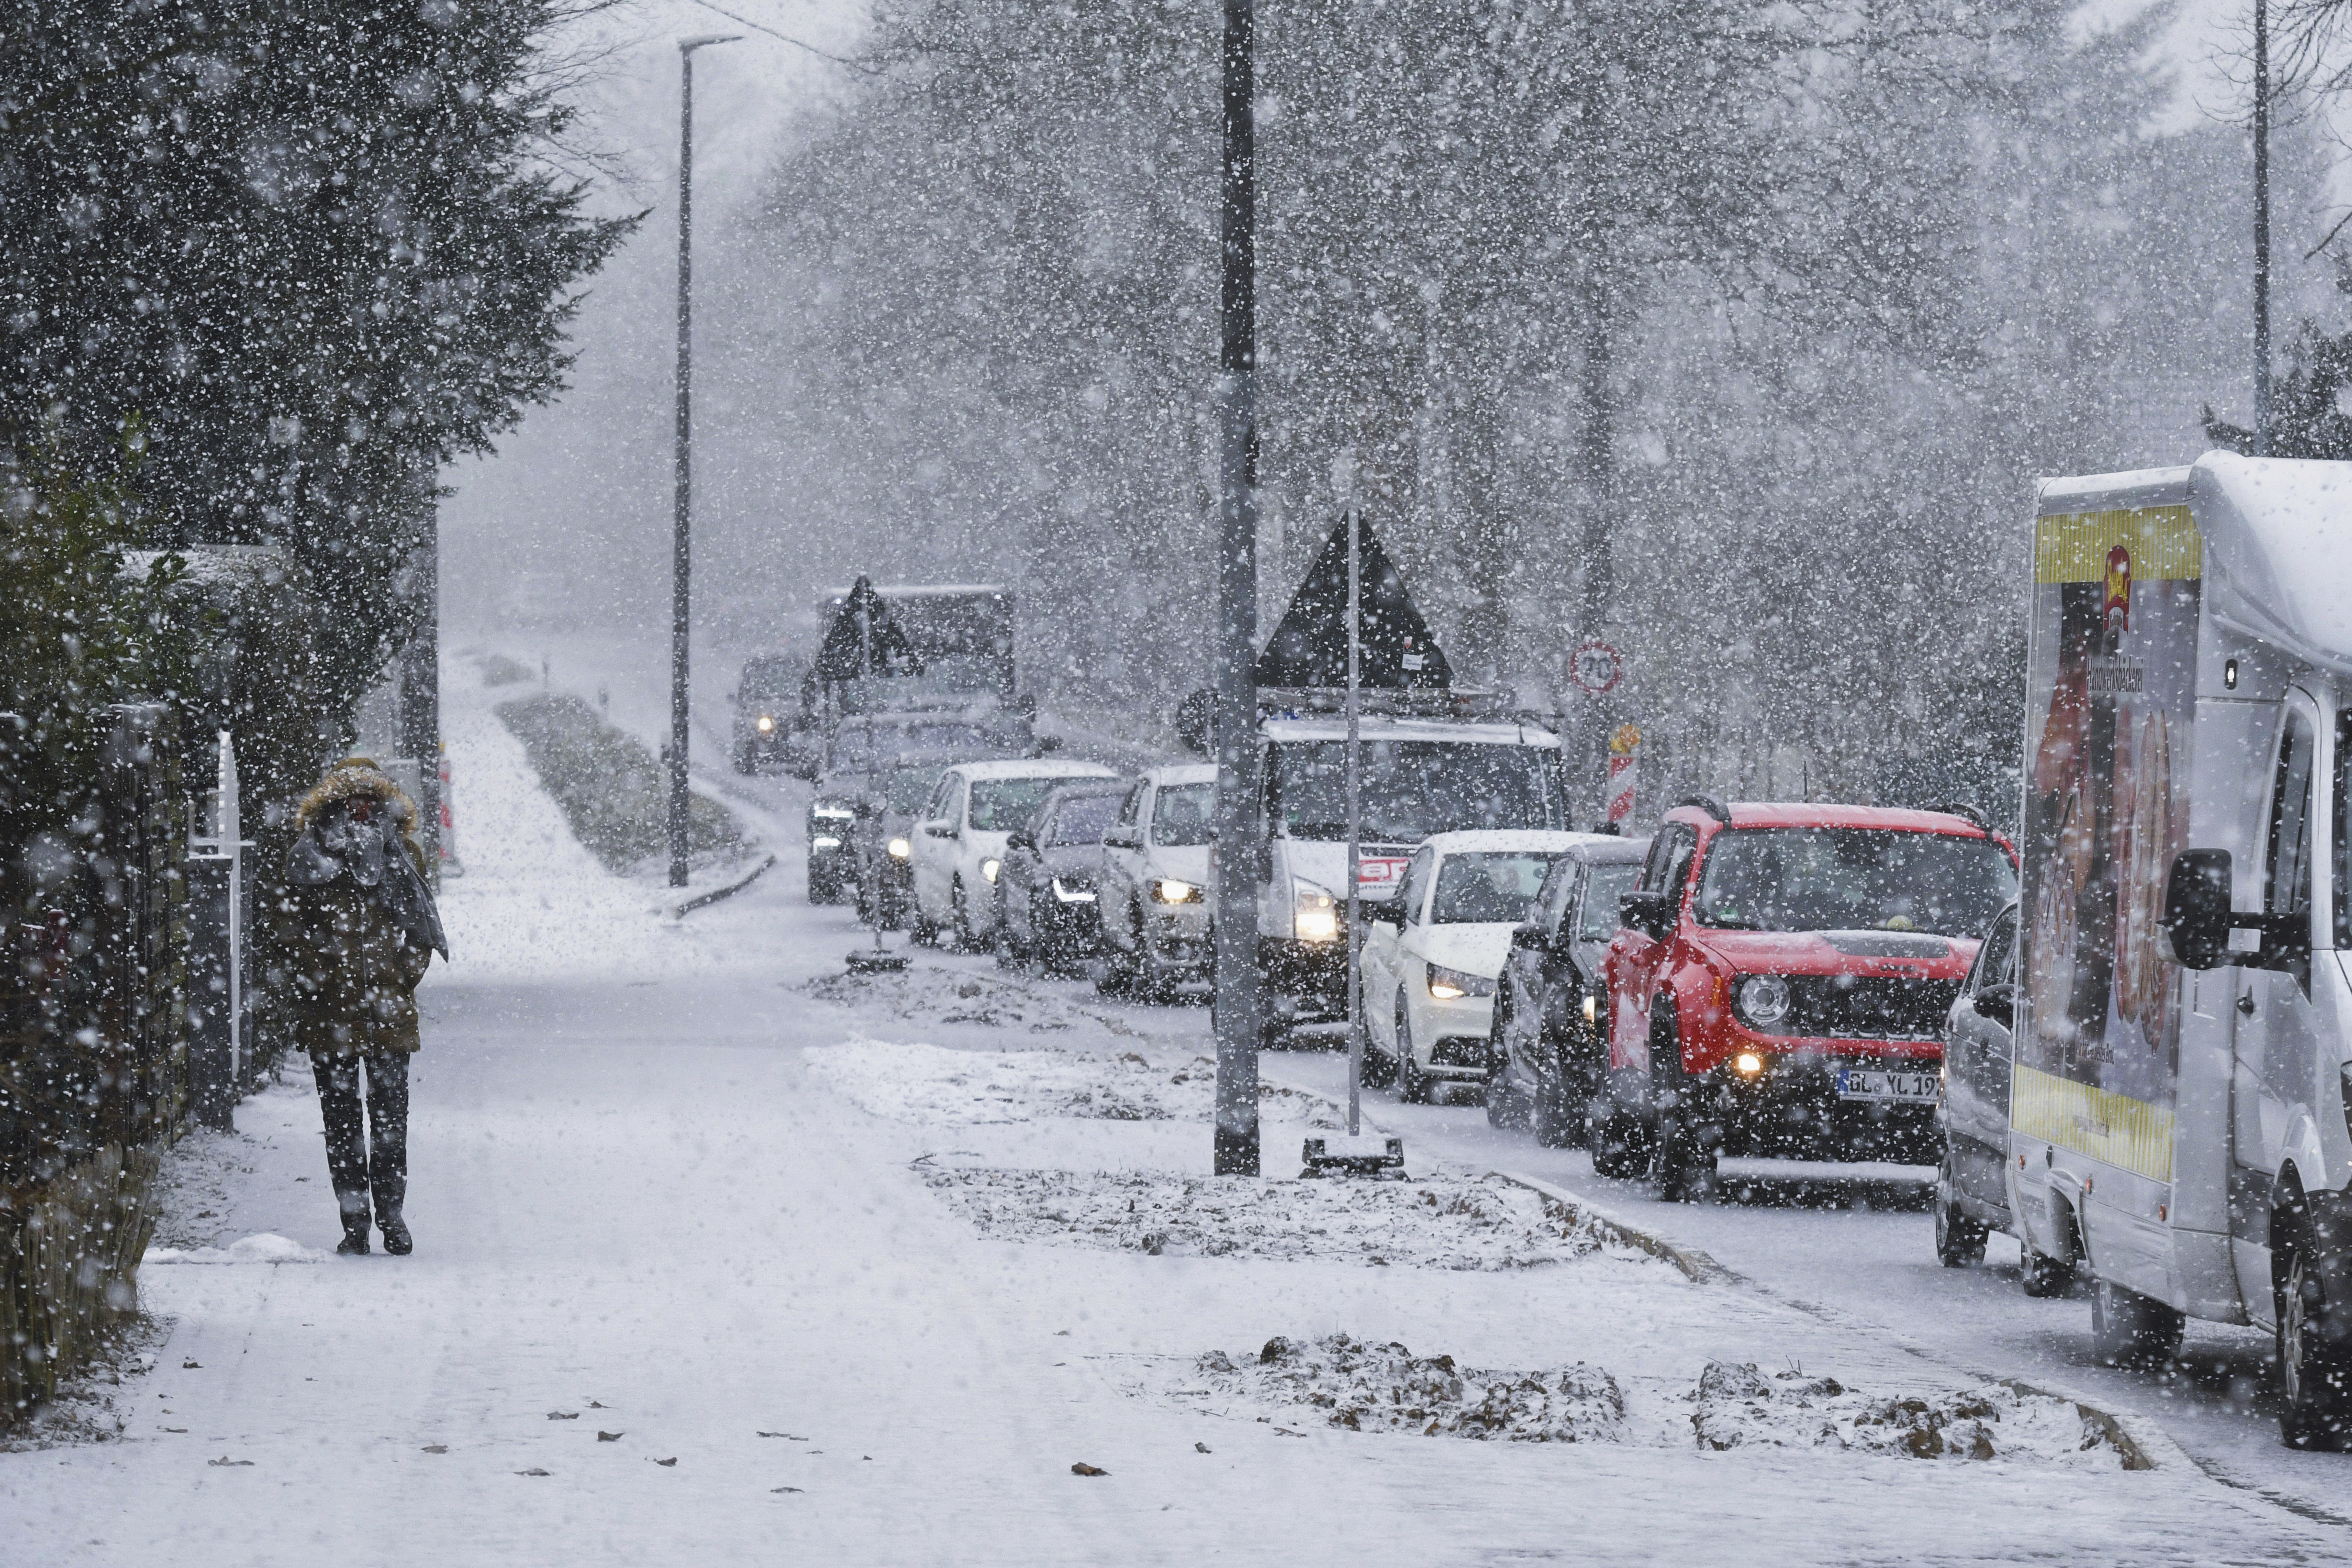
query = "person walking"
xmin=269 ymin=757 xmax=447 ymax=1255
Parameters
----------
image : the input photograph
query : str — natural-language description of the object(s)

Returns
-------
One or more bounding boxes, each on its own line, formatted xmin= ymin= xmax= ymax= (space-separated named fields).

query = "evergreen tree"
xmin=2 ymin=0 xmax=630 ymax=734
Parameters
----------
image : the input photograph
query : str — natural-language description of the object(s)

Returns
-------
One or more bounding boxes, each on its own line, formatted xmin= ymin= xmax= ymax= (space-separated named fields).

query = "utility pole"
xmin=1212 ymin=0 xmax=1262 ymax=1178
xmin=2254 ymin=0 xmax=2273 ymax=456
xmin=669 ymin=33 xmax=738 ymax=888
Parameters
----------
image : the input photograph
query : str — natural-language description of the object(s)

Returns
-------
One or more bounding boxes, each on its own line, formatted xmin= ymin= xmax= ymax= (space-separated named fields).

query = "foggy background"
xmin=439 ymin=0 xmax=2333 ymax=805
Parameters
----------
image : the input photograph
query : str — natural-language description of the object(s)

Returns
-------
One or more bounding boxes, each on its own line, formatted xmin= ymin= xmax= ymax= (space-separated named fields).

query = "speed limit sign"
xmin=1569 ymin=638 xmax=1622 ymax=696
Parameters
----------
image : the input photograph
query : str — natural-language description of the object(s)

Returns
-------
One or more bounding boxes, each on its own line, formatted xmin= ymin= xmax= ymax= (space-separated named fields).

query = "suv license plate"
xmin=1834 ymin=1066 xmax=1938 ymax=1102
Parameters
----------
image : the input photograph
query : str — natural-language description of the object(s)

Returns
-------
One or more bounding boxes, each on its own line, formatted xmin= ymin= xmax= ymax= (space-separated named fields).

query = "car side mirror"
xmin=1618 ymin=889 xmax=1672 ymax=944
xmin=1972 ymin=981 xmax=2015 ymax=1030
xmin=922 ymin=820 xmax=955 ymax=840
xmin=1007 ymin=830 xmax=1036 ymax=853
xmin=1509 ymin=923 xmax=1545 ymax=952
xmin=2162 ymin=849 xmax=2235 ymax=969
xmin=1369 ymin=901 xmax=1405 ymax=929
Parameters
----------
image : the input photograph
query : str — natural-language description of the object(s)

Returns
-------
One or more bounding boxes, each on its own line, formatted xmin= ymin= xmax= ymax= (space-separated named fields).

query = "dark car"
xmin=851 ymin=757 xmax=967 ymax=929
xmin=807 ymin=712 xmax=1038 ymax=905
xmin=1933 ymin=900 xmax=2071 ymax=1292
xmin=732 ymin=652 xmax=814 ymax=776
xmin=1484 ymin=834 xmax=1650 ymax=1146
xmin=994 ymin=781 xmax=1129 ymax=972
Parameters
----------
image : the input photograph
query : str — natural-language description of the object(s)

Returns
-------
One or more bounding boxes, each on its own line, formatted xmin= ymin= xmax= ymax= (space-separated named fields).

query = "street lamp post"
xmin=1211 ymin=0 xmax=1262 ymax=1177
xmin=2253 ymin=0 xmax=2272 ymax=456
xmin=669 ymin=32 xmax=739 ymax=889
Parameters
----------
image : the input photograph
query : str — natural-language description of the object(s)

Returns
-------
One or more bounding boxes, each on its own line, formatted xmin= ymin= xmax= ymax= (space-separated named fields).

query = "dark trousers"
xmin=312 ymin=1052 xmax=410 ymax=1224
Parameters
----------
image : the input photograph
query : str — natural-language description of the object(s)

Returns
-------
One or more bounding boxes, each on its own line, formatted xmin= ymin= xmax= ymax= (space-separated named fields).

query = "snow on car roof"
xmin=947 ymin=758 xmax=1119 ymax=781
xmin=1415 ymin=829 xmax=1596 ymax=856
xmin=1259 ymin=714 xmax=1560 ymax=747
xmin=1668 ymin=802 xmax=2000 ymax=836
xmin=1142 ymin=762 xmax=1218 ymax=786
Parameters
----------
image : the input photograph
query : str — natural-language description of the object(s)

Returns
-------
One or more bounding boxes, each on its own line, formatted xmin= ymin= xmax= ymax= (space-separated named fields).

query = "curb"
xmin=666 ymin=854 xmax=776 ymax=918
xmin=1489 ymin=1169 xmax=1734 ymax=1284
xmin=1487 ymin=1168 xmax=2163 ymax=1470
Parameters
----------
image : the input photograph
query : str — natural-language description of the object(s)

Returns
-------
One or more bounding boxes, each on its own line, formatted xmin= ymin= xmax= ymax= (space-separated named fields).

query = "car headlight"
xmin=812 ymin=804 xmax=855 ymax=821
xmin=887 ymin=836 xmax=911 ymax=859
xmin=982 ymin=858 xmax=1001 ymax=884
xmin=1427 ymin=963 xmax=1496 ymax=1001
xmin=1737 ymin=974 xmax=1791 ymax=1028
xmin=1151 ymin=878 xmax=1203 ymax=904
xmin=811 ymin=835 xmax=842 ymax=850
xmin=1292 ymin=883 xmax=1338 ymax=942
xmin=756 ymin=713 xmax=776 ymax=734
xmin=1052 ymin=877 xmax=1097 ymax=903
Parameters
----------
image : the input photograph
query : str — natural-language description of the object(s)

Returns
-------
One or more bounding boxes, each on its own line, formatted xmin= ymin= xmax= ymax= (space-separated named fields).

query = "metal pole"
xmin=1345 ymin=512 xmax=1361 ymax=1138
xmin=669 ymin=35 xmax=737 ymax=888
xmin=2254 ymin=0 xmax=2272 ymax=456
xmin=1211 ymin=0 xmax=1262 ymax=1177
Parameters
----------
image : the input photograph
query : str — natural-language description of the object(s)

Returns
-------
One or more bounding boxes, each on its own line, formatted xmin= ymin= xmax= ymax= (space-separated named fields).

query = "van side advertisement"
xmin=2019 ymin=505 xmax=2201 ymax=1182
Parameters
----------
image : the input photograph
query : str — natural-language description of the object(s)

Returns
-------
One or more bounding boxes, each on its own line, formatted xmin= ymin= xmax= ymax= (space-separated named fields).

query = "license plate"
xmin=1834 ymin=1066 xmax=1938 ymax=1102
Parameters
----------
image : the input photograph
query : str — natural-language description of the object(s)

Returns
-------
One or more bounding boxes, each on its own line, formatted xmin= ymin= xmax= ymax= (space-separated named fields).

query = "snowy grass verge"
xmin=921 ymin=1166 xmax=1647 ymax=1269
xmin=1163 ymin=1334 xmax=2127 ymax=1467
xmin=798 ymin=966 xmax=1165 ymax=1038
xmin=495 ymin=690 xmax=752 ymax=876
xmin=807 ymin=1040 xmax=1343 ymax=1127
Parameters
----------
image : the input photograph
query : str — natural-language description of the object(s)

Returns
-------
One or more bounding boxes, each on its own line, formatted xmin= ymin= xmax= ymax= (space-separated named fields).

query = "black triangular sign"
xmin=1255 ymin=514 xmax=1450 ymax=690
xmin=814 ymin=576 xmax=920 ymax=682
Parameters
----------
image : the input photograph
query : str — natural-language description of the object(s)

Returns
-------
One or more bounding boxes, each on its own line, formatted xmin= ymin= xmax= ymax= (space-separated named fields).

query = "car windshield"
xmin=1693 ymin=828 xmax=2017 ymax=937
xmin=1046 ymin=794 xmax=1122 ymax=846
xmin=1429 ymin=852 xmax=1559 ymax=924
xmin=887 ymin=767 xmax=943 ymax=814
xmin=1268 ymin=741 xmax=1566 ymax=842
xmin=1578 ymin=864 xmax=1642 ymax=940
xmin=1152 ymin=783 xmax=1215 ymax=846
xmin=969 ymin=778 xmax=1067 ymax=831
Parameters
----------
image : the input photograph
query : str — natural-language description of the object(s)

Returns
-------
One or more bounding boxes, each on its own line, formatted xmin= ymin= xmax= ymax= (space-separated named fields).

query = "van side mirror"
xmin=1618 ymin=889 xmax=1673 ymax=944
xmin=2162 ymin=849 xmax=2235 ymax=969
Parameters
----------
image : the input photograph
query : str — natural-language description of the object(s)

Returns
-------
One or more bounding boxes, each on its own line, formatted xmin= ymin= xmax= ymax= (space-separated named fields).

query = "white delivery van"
xmin=2016 ymin=452 xmax=2352 ymax=1448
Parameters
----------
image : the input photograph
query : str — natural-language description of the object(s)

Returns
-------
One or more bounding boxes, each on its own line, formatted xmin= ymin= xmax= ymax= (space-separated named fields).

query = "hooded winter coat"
xmin=268 ymin=759 xmax=442 ymax=1057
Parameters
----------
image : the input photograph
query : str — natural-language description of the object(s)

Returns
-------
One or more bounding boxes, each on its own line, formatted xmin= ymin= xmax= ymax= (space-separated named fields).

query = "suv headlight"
xmin=1150 ymin=878 xmax=1204 ymax=905
xmin=756 ymin=713 xmax=776 ymax=734
xmin=1052 ymin=876 xmax=1096 ymax=903
xmin=887 ymin=836 xmax=911 ymax=859
xmin=812 ymin=803 xmax=855 ymax=821
xmin=1736 ymin=974 xmax=1791 ymax=1028
xmin=982 ymin=858 xmax=1001 ymax=884
xmin=1293 ymin=883 xmax=1338 ymax=942
xmin=1427 ymin=963 xmax=1496 ymax=1001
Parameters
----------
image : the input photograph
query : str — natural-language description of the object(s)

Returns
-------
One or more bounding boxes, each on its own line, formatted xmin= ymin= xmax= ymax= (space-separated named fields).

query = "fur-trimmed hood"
xmin=296 ymin=757 xmax=421 ymax=847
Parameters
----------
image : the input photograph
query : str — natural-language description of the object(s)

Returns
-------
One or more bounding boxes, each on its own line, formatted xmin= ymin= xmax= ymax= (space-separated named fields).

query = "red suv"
xmin=1595 ymin=797 xmax=2017 ymax=1199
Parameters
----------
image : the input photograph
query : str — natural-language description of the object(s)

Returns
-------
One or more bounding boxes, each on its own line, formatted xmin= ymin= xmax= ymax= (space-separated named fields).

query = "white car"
xmin=1095 ymin=763 xmax=1216 ymax=1000
xmin=910 ymin=758 xmax=1118 ymax=947
xmin=1362 ymin=830 xmax=1591 ymax=1103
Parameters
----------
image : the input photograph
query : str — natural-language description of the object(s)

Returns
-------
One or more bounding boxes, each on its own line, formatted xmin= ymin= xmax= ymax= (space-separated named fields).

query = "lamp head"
xmin=679 ymin=33 xmax=741 ymax=53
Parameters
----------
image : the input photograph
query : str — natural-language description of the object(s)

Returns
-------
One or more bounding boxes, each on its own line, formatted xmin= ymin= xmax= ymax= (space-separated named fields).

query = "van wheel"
xmin=2092 ymin=1277 xmax=2184 ymax=1368
xmin=2019 ymin=1246 xmax=2076 ymax=1298
xmin=2279 ymin=1229 xmax=2352 ymax=1449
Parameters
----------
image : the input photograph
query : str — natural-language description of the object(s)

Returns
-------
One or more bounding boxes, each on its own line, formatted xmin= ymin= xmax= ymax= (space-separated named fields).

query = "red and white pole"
xmin=1605 ymin=723 xmax=1641 ymax=826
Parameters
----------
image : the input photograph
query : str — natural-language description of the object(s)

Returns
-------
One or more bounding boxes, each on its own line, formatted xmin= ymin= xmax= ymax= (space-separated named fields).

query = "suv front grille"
xmin=1778 ymin=975 xmax=1958 ymax=1042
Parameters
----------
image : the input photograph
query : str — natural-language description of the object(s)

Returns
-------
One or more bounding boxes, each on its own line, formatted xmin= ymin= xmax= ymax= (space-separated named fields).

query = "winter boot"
xmin=378 ymin=1208 xmax=413 ymax=1257
xmin=336 ymin=1212 xmax=372 ymax=1256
